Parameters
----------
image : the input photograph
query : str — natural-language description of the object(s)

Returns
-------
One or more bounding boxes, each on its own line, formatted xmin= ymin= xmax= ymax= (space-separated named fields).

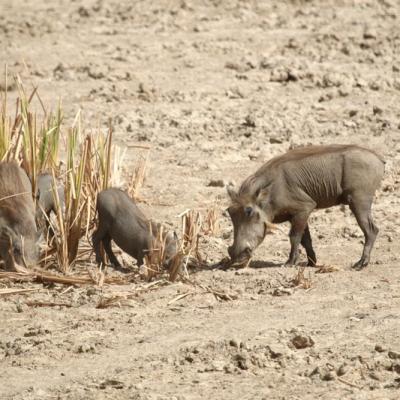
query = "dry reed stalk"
xmin=0 ymin=261 xmax=127 ymax=286
xmin=315 ymin=264 xmax=339 ymax=273
xmin=144 ymin=224 xmax=168 ymax=281
xmin=167 ymin=291 xmax=194 ymax=305
xmin=168 ymin=251 xmax=185 ymax=282
xmin=202 ymin=204 xmax=220 ymax=236
xmin=183 ymin=278 xmax=239 ymax=301
xmin=167 ymin=209 xmax=205 ymax=281
xmin=127 ymin=154 xmax=148 ymax=200
xmin=0 ymin=74 xmax=137 ymax=276
xmin=96 ymin=293 xmax=137 ymax=309
xmin=97 ymin=280 xmax=170 ymax=308
xmin=0 ymin=288 xmax=41 ymax=296
xmin=25 ymin=301 xmax=72 ymax=308
xmin=13 ymin=75 xmax=63 ymax=194
xmin=181 ymin=210 xmax=202 ymax=260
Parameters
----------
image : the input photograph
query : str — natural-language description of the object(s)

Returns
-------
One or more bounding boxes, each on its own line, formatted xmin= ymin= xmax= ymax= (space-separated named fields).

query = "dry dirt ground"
xmin=1 ymin=0 xmax=400 ymax=399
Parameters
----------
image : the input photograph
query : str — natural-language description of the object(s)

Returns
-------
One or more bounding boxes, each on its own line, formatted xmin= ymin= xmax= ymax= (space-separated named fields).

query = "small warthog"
xmin=227 ymin=145 xmax=385 ymax=269
xmin=0 ymin=162 xmax=40 ymax=270
xmin=92 ymin=188 xmax=178 ymax=270
xmin=35 ymin=173 xmax=65 ymax=235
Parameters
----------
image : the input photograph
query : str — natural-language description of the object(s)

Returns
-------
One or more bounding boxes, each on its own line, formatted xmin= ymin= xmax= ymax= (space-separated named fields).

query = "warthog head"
xmin=149 ymin=222 xmax=179 ymax=267
xmin=0 ymin=224 xmax=40 ymax=270
xmin=226 ymin=186 xmax=271 ymax=265
xmin=164 ymin=230 xmax=179 ymax=265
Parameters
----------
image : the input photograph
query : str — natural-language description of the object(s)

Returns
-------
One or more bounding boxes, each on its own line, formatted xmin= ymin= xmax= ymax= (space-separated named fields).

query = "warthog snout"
xmin=228 ymin=244 xmax=252 ymax=263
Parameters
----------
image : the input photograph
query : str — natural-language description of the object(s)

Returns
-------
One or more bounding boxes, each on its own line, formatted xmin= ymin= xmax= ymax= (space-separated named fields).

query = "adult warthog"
xmin=227 ymin=145 xmax=384 ymax=269
xmin=0 ymin=162 xmax=40 ymax=270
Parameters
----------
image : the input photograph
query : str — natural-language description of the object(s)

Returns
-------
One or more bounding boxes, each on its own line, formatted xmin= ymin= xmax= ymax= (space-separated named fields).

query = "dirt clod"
xmin=291 ymin=335 xmax=315 ymax=350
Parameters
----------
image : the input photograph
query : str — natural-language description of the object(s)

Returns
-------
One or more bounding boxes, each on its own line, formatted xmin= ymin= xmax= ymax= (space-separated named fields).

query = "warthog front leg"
xmin=349 ymin=194 xmax=379 ymax=270
xmin=285 ymin=213 xmax=310 ymax=267
xmin=92 ymin=224 xmax=122 ymax=269
xmin=92 ymin=228 xmax=105 ymax=266
xmin=102 ymin=235 xmax=123 ymax=270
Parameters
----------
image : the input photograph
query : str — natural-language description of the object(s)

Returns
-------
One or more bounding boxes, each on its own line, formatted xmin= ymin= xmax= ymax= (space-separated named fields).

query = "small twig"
xmin=337 ymin=377 xmax=362 ymax=390
xmin=0 ymin=288 xmax=41 ymax=296
xmin=25 ymin=301 xmax=72 ymax=308
xmin=167 ymin=291 xmax=194 ymax=305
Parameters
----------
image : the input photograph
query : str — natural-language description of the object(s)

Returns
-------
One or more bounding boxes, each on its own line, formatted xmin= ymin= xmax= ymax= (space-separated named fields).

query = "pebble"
xmin=321 ymin=370 xmax=336 ymax=381
xmin=349 ymin=109 xmax=358 ymax=117
xmin=270 ymin=67 xmax=289 ymax=82
xmin=291 ymin=335 xmax=314 ymax=349
xmin=369 ymin=81 xmax=381 ymax=91
xmin=243 ymin=114 xmax=256 ymax=128
xmin=211 ymin=360 xmax=225 ymax=371
xmin=268 ymin=344 xmax=287 ymax=359
xmin=388 ymin=350 xmax=400 ymax=360
xmin=235 ymin=353 xmax=250 ymax=370
xmin=270 ymin=136 xmax=284 ymax=144
xmin=224 ymin=363 xmax=236 ymax=374
xmin=363 ymin=28 xmax=377 ymax=40
xmin=337 ymin=363 xmax=349 ymax=376
xmin=229 ymin=338 xmax=241 ymax=348
xmin=272 ymin=287 xmax=293 ymax=296
xmin=369 ymin=371 xmax=382 ymax=381
xmin=375 ymin=344 xmax=386 ymax=353
xmin=207 ymin=179 xmax=225 ymax=188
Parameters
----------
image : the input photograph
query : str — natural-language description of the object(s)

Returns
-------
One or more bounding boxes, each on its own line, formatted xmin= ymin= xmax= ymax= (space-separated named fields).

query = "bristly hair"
xmin=235 ymin=144 xmax=384 ymax=205
xmin=235 ymin=172 xmax=273 ymax=207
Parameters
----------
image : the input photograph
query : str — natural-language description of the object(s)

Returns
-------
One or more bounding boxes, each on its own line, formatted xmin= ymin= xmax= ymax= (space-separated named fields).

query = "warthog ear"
xmin=0 ymin=225 xmax=14 ymax=242
xmin=226 ymin=186 xmax=239 ymax=203
xmin=255 ymin=187 xmax=269 ymax=207
xmin=35 ymin=228 xmax=45 ymax=243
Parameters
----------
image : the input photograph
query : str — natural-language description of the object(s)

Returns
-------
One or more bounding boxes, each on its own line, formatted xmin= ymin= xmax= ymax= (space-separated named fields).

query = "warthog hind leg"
xmin=349 ymin=194 xmax=379 ymax=270
xmin=301 ymin=225 xmax=317 ymax=266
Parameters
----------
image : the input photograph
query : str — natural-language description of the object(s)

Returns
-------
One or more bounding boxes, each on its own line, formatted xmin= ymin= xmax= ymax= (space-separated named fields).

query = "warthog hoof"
xmin=352 ymin=258 xmax=369 ymax=270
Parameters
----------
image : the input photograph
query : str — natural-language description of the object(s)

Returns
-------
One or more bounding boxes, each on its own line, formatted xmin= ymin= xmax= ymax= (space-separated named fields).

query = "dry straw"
xmin=0 ymin=73 xmax=117 ymax=274
xmin=202 ymin=204 xmax=220 ymax=236
xmin=127 ymin=154 xmax=148 ymax=201
xmin=143 ymin=209 xmax=206 ymax=282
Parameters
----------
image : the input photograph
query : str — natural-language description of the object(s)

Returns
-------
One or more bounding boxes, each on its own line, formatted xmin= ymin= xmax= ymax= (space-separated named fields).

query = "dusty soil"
xmin=1 ymin=0 xmax=400 ymax=399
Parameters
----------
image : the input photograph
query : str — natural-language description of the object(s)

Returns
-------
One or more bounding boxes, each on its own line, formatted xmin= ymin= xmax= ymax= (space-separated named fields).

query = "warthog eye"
xmin=244 ymin=207 xmax=253 ymax=217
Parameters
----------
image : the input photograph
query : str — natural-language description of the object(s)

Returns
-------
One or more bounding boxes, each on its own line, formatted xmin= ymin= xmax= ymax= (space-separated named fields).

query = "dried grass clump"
xmin=0 ymin=73 xmax=119 ymax=275
xmin=169 ymin=210 xmax=204 ymax=281
xmin=290 ymin=266 xmax=313 ymax=289
xmin=143 ymin=209 xmax=205 ymax=283
xmin=1 ymin=72 xmax=213 ymax=289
